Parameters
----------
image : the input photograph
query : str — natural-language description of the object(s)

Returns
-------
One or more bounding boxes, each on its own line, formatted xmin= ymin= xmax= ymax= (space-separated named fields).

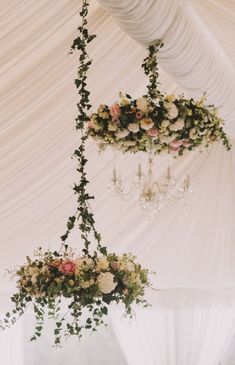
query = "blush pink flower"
xmin=112 ymin=117 xmax=120 ymax=124
xmin=109 ymin=104 xmax=121 ymax=118
xmin=147 ymin=127 xmax=158 ymax=138
xmin=59 ymin=261 xmax=76 ymax=275
xmin=136 ymin=111 xmax=144 ymax=119
xmin=170 ymin=146 xmax=180 ymax=152
xmin=111 ymin=261 xmax=120 ymax=270
xmin=170 ymin=140 xmax=181 ymax=148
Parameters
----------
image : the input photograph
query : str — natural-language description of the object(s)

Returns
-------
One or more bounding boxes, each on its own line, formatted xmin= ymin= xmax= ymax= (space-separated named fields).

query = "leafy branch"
xmin=142 ymin=40 xmax=164 ymax=99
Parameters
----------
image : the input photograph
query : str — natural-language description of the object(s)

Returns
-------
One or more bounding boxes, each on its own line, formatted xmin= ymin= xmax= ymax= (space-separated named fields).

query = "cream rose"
xmin=169 ymin=118 xmax=185 ymax=131
xmin=97 ymin=272 xmax=117 ymax=294
xmin=140 ymin=118 xmax=154 ymax=131
xmin=128 ymin=123 xmax=140 ymax=133
xmin=189 ymin=128 xmax=197 ymax=139
xmin=161 ymin=119 xmax=170 ymax=128
xmin=124 ymin=261 xmax=135 ymax=272
xmin=27 ymin=266 xmax=40 ymax=278
xmin=119 ymin=94 xmax=130 ymax=107
xmin=136 ymin=97 xmax=150 ymax=113
xmin=116 ymin=129 xmax=129 ymax=139
xmin=96 ymin=257 xmax=109 ymax=271
xmin=165 ymin=102 xmax=178 ymax=119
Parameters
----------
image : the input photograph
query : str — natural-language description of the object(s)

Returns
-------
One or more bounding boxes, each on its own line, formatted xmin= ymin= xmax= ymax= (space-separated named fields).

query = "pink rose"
xmin=147 ymin=127 xmax=158 ymax=138
xmin=136 ymin=111 xmax=144 ymax=119
xmin=169 ymin=146 xmax=180 ymax=152
xmin=170 ymin=140 xmax=181 ymax=148
xmin=109 ymin=104 xmax=121 ymax=118
xmin=59 ymin=261 xmax=76 ymax=275
xmin=111 ymin=261 xmax=119 ymax=270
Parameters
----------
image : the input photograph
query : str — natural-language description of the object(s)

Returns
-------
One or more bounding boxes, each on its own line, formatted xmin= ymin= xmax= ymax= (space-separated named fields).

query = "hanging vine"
xmin=62 ymin=0 xmax=106 ymax=256
xmin=0 ymin=0 xmax=152 ymax=347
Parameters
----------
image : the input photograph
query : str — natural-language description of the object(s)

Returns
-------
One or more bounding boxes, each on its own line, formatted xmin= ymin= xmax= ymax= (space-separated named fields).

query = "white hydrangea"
xmin=97 ymin=272 xmax=117 ymax=294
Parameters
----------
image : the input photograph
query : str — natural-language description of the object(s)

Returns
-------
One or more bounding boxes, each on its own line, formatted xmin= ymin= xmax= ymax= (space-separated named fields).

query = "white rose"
xmin=128 ymin=123 xmax=140 ymax=133
xmin=96 ymin=257 xmax=109 ymax=271
xmin=169 ymin=118 xmax=185 ymax=131
xmin=136 ymin=97 xmax=150 ymax=113
xmin=116 ymin=129 xmax=129 ymax=139
xmin=97 ymin=272 xmax=117 ymax=294
xmin=165 ymin=102 xmax=178 ymax=119
xmin=124 ymin=262 xmax=135 ymax=272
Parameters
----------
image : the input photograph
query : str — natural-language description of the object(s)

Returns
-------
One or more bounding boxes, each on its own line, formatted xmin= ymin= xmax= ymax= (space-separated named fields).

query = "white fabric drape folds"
xmin=1 ymin=0 xmax=235 ymax=364
xmin=112 ymin=294 xmax=235 ymax=365
xmin=98 ymin=0 xmax=235 ymax=135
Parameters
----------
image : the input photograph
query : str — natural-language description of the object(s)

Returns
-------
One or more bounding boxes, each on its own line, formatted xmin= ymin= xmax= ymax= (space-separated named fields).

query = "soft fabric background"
xmin=0 ymin=0 xmax=235 ymax=364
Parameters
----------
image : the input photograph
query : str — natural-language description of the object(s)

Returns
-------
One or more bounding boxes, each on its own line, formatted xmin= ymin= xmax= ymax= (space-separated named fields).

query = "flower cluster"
xmin=1 ymin=247 xmax=151 ymax=346
xmin=87 ymin=93 xmax=231 ymax=155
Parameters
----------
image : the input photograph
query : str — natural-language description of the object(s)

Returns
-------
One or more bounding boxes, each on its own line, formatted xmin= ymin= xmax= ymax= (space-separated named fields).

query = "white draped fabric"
xmin=1 ymin=0 xmax=235 ymax=364
xmin=112 ymin=290 xmax=235 ymax=365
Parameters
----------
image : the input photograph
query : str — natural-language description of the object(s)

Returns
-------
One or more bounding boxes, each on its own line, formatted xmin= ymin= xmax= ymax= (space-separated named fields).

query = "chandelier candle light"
xmin=0 ymin=0 xmax=152 ymax=347
xmin=87 ymin=40 xmax=231 ymax=215
xmin=111 ymin=150 xmax=192 ymax=217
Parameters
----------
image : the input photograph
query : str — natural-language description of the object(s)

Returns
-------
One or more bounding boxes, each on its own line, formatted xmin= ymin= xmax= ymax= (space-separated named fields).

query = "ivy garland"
xmin=0 ymin=0 xmax=152 ymax=347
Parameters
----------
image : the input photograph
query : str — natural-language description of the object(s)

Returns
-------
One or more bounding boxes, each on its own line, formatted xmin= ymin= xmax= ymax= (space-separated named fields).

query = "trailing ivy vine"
xmin=62 ymin=0 xmax=107 ymax=257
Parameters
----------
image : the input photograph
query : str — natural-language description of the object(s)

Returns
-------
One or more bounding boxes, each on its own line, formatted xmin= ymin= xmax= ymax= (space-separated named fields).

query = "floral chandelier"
xmin=0 ymin=0 xmax=152 ymax=347
xmin=86 ymin=40 xmax=231 ymax=215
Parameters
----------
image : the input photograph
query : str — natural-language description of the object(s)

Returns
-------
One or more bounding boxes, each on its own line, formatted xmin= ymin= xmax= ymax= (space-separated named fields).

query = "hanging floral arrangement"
xmin=87 ymin=42 xmax=231 ymax=156
xmin=0 ymin=0 xmax=152 ymax=346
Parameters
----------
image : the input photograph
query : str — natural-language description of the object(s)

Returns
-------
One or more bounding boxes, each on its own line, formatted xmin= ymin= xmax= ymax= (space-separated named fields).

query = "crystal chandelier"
xmin=110 ymin=151 xmax=192 ymax=218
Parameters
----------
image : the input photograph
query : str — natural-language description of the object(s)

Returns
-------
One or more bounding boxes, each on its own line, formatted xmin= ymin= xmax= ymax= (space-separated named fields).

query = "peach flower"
xmin=147 ymin=127 xmax=158 ymax=138
xmin=109 ymin=104 xmax=121 ymax=118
